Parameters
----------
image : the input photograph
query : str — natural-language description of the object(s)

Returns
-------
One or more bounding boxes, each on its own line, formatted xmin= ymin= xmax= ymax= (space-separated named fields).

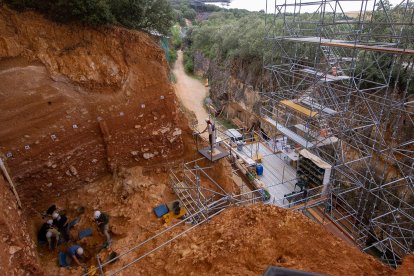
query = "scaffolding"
xmin=263 ymin=0 xmax=414 ymax=266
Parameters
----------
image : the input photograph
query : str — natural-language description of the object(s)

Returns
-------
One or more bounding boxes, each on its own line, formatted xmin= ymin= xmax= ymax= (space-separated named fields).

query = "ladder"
xmin=320 ymin=45 xmax=344 ymax=76
xmin=172 ymin=181 xmax=208 ymax=223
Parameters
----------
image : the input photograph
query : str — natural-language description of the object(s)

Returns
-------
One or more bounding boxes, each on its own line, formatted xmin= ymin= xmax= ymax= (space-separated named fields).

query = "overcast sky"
xmin=214 ymin=0 xmax=408 ymax=12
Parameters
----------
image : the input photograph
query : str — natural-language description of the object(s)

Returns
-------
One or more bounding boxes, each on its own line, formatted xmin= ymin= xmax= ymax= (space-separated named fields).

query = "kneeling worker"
xmin=67 ymin=244 xmax=86 ymax=268
xmin=94 ymin=210 xmax=111 ymax=247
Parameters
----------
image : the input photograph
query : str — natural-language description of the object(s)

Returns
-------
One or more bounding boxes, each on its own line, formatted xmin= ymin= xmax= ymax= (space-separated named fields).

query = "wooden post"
xmin=98 ymin=120 xmax=116 ymax=175
xmin=0 ymin=158 xmax=22 ymax=208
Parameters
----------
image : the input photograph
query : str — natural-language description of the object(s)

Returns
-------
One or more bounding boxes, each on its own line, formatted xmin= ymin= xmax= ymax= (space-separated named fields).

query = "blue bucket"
xmin=256 ymin=164 xmax=264 ymax=176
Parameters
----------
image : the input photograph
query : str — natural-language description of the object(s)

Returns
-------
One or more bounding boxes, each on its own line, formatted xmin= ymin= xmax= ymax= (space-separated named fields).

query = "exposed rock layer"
xmin=0 ymin=7 xmax=186 ymax=202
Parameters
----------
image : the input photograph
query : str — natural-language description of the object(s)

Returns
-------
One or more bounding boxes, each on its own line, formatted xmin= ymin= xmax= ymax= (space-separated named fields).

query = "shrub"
xmin=4 ymin=0 xmax=174 ymax=34
xmin=183 ymin=51 xmax=194 ymax=74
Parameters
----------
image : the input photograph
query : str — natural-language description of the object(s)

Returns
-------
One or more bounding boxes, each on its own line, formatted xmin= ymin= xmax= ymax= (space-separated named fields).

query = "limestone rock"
xmin=69 ymin=165 xmax=78 ymax=176
xmin=9 ymin=246 xmax=22 ymax=255
xmin=143 ymin=153 xmax=155 ymax=160
xmin=172 ymin=128 xmax=182 ymax=136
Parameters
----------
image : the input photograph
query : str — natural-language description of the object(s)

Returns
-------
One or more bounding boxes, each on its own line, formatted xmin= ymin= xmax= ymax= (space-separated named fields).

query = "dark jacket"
xmin=53 ymin=215 xmax=68 ymax=230
xmin=37 ymin=223 xmax=50 ymax=242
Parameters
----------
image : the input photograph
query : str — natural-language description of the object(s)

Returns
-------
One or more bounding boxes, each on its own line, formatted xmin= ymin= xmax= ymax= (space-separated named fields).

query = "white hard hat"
xmin=46 ymin=230 xmax=53 ymax=239
xmin=76 ymin=247 xmax=84 ymax=255
xmin=205 ymin=118 xmax=209 ymax=122
xmin=94 ymin=210 xmax=101 ymax=219
xmin=52 ymin=211 xmax=59 ymax=219
xmin=47 ymin=219 xmax=53 ymax=225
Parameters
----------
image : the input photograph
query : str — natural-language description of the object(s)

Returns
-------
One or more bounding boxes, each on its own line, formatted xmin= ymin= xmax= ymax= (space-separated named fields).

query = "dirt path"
xmin=173 ymin=50 xmax=209 ymax=132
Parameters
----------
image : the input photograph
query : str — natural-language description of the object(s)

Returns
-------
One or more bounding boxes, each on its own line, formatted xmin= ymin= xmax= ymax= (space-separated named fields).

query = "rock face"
xmin=194 ymin=52 xmax=275 ymax=135
xmin=0 ymin=8 xmax=186 ymax=202
xmin=0 ymin=176 xmax=43 ymax=275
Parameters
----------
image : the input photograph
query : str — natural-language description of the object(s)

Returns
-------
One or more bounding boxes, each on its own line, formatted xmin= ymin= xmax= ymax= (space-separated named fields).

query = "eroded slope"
xmin=0 ymin=7 xmax=186 ymax=202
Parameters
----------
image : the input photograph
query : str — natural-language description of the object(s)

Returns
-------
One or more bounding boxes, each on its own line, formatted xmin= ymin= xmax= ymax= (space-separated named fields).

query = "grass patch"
xmin=216 ymin=116 xmax=237 ymax=130
xmin=189 ymin=74 xmax=204 ymax=82
xmin=169 ymin=71 xmax=177 ymax=83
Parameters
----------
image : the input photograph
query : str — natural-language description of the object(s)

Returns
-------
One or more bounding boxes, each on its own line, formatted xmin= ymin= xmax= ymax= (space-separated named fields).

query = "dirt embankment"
xmin=0 ymin=176 xmax=43 ymax=275
xmin=395 ymin=253 xmax=414 ymax=275
xmin=0 ymin=7 xmax=187 ymax=203
xmin=106 ymin=204 xmax=392 ymax=275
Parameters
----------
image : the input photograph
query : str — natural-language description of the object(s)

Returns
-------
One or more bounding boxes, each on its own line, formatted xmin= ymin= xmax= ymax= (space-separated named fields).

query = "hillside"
xmin=0 ymin=7 xmax=186 ymax=203
xmin=0 ymin=4 xmax=412 ymax=276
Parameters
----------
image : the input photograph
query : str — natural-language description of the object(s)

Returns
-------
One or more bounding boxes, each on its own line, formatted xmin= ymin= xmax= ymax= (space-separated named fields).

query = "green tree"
xmin=51 ymin=0 xmax=114 ymax=26
xmin=4 ymin=0 xmax=175 ymax=34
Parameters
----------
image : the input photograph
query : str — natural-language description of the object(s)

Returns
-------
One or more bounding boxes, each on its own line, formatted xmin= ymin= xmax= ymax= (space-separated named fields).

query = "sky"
xmin=212 ymin=0 xmax=407 ymax=12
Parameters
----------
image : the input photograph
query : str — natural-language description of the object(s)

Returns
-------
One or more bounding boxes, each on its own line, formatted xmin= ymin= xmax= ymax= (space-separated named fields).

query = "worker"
xmin=46 ymin=227 xmax=60 ymax=251
xmin=37 ymin=219 xmax=53 ymax=243
xmin=67 ymin=244 xmax=86 ymax=268
xmin=52 ymin=211 xmax=69 ymax=240
xmin=94 ymin=210 xmax=112 ymax=247
xmin=42 ymin=204 xmax=58 ymax=219
xmin=201 ymin=118 xmax=216 ymax=151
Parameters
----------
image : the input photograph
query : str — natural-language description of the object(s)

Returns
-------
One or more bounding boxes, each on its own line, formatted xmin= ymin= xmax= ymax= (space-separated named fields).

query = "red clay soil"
xmin=129 ymin=204 xmax=392 ymax=276
xmin=29 ymin=169 xmax=393 ymax=276
xmin=0 ymin=7 xmax=187 ymax=203
xmin=395 ymin=254 xmax=414 ymax=276
xmin=0 ymin=176 xmax=42 ymax=275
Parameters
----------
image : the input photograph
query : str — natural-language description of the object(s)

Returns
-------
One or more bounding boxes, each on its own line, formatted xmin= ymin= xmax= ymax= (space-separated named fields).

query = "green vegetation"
xmin=186 ymin=5 xmax=413 ymax=94
xmin=216 ymin=117 xmax=237 ymax=130
xmin=171 ymin=24 xmax=183 ymax=49
xmin=170 ymin=0 xmax=197 ymax=26
xmin=189 ymin=10 xmax=266 ymax=61
xmin=183 ymin=50 xmax=194 ymax=74
xmin=4 ymin=0 xmax=175 ymax=34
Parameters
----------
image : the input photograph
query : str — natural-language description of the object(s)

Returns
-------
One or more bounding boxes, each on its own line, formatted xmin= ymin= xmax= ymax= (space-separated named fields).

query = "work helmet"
xmin=94 ymin=210 xmax=101 ymax=219
xmin=46 ymin=230 xmax=53 ymax=239
xmin=47 ymin=219 xmax=53 ymax=225
xmin=76 ymin=247 xmax=84 ymax=255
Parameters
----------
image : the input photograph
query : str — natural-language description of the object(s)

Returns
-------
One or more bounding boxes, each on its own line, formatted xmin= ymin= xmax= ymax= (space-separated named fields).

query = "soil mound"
xmin=151 ymin=204 xmax=392 ymax=276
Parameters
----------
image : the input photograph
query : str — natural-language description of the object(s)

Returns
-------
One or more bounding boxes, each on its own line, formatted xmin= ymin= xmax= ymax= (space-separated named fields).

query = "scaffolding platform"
xmin=300 ymin=97 xmax=338 ymax=115
xmin=300 ymin=68 xmax=351 ymax=82
xmin=237 ymin=142 xmax=297 ymax=207
xmin=264 ymin=116 xmax=315 ymax=148
xmin=198 ymin=146 xmax=229 ymax=161
xmin=273 ymin=36 xmax=414 ymax=55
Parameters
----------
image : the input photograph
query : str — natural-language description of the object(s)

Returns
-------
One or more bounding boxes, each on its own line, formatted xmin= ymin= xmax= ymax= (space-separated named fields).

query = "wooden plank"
xmin=280 ymin=100 xmax=319 ymax=118
xmin=321 ymin=41 xmax=414 ymax=56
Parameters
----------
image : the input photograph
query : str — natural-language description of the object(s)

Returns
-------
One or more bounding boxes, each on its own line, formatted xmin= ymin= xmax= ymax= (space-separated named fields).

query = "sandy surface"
xmin=173 ymin=50 xmax=209 ymax=132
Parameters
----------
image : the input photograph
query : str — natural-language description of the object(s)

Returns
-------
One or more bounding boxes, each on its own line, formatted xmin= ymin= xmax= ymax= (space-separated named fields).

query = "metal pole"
xmin=96 ymin=255 xmax=105 ymax=276
xmin=0 ymin=158 xmax=22 ymax=208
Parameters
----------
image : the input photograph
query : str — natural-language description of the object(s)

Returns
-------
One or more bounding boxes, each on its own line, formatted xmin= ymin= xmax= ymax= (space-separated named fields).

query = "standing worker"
xmin=52 ymin=211 xmax=69 ymax=240
xmin=94 ymin=210 xmax=111 ymax=247
xmin=46 ymin=227 xmax=60 ymax=251
xmin=37 ymin=219 xmax=53 ymax=244
xmin=201 ymin=118 xmax=216 ymax=151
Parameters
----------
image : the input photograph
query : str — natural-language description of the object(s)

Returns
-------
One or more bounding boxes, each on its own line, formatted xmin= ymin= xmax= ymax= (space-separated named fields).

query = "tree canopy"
xmin=189 ymin=10 xmax=267 ymax=61
xmin=4 ymin=0 xmax=175 ymax=34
